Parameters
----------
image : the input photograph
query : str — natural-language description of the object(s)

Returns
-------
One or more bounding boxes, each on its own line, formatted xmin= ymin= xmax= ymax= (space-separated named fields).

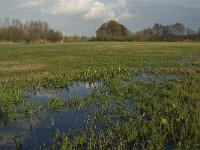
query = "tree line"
xmin=1 ymin=18 xmax=200 ymax=43
xmin=95 ymin=20 xmax=200 ymax=42
xmin=0 ymin=18 xmax=63 ymax=43
xmin=95 ymin=20 xmax=133 ymax=41
xmin=133 ymin=23 xmax=200 ymax=42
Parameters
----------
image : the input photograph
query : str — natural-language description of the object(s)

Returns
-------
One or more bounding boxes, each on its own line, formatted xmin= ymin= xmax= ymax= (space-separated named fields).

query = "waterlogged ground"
xmin=26 ymin=83 xmax=100 ymax=103
xmin=0 ymin=42 xmax=200 ymax=149
xmin=1 ymin=83 xmax=101 ymax=149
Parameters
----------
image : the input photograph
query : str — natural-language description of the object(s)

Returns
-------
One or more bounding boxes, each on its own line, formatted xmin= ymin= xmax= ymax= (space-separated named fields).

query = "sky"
xmin=0 ymin=0 xmax=200 ymax=36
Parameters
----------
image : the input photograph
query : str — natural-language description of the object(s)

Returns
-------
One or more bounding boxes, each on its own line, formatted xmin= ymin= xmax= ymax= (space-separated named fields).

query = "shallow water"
xmin=0 ymin=73 xmax=179 ymax=149
xmin=0 ymin=83 xmax=101 ymax=149
xmin=26 ymin=83 xmax=99 ymax=103
xmin=0 ymin=81 xmax=136 ymax=149
xmin=0 ymin=109 xmax=97 ymax=149
xmin=134 ymin=72 xmax=182 ymax=84
xmin=178 ymin=56 xmax=200 ymax=63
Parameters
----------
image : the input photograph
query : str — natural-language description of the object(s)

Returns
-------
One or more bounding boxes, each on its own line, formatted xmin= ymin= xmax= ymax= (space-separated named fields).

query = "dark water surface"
xmin=134 ymin=72 xmax=183 ymax=84
xmin=26 ymin=83 xmax=98 ymax=103
xmin=0 ymin=71 xmax=182 ymax=149
xmin=0 ymin=83 xmax=101 ymax=149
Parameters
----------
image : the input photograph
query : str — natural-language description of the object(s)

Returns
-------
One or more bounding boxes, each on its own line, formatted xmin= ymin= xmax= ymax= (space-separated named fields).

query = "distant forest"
xmin=133 ymin=23 xmax=200 ymax=42
xmin=0 ymin=18 xmax=63 ymax=43
xmin=0 ymin=18 xmax=200 ymax=43
xmin=95 ymin=20 xmax=200 ymax=42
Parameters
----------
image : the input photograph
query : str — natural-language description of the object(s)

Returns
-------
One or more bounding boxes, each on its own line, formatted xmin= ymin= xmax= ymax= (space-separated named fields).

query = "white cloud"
xmin=14 ymin=0 xmax=44 ymax=9
xmin=83 ymin=1 xmax=115 ymax=20
xmin=43 ymin=0 xmax=135 ymax=21
xmin=14 ymin=0 xmax=135 ymax=21
xmin=44 ymin=0 xmax=95 ymax=16
xmin=117 ymin=11 xmax=134 ymax=21
xmin=115 ymin=0 xmax=127 ymax=7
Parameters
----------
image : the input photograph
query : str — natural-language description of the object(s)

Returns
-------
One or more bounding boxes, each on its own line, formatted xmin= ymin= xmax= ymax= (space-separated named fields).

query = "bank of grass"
xmin=0 ymin=42 xmax=200 ymax=149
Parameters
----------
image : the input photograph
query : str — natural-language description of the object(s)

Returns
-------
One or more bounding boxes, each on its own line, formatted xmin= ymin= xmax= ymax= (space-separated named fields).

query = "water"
xmin=0 ymin=109 xmax=96 ymax=149
xmin=0 ymin=83 xmax=101 ymax=149
xmin=0 ymin=120 xmax=30 ymax=150
xmin=132 ymin=60 xmax=183 ymax=84
xmin=0 ymin=73 xmax=178 ymax=149
xmin=0 ymin=81 xmax=135 ymax=149
xmin=26 ymin=83 xmax=99 ymax=103
xmin=178 ymin=56 xmax=200 ymax=63
xmin=134 ymin=72 xmax=182 ymax=84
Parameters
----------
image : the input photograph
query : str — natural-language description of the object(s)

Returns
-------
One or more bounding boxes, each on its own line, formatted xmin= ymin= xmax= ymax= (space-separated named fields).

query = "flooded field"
xmin=1 ymin=83 xmax=100 ymax=149
xmin=26 ymin=83 xmax=99 ymax=103
xmin=0 ymin=42 xmax=200 ymax=149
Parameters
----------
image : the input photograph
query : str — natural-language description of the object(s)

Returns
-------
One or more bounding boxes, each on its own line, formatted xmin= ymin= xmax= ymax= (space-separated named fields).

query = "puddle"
xmin=0 ymin=121 xmax=30 ymax=149
xmin=131 ymin=60 xmax=182 ymax=84
xmin=0 ymin=70 xmax=180 ymax=149
xmin=0 ymin=82 xmax=135 ymax=149
xmin=0 ymin=83 xmax=102 ymax=149
xmin=0 ymin=108 xmax=96 ymax=149
xmin=178 ymin=56 xmax=200 ymax=63
xmin=134 ymin=72 xmax=182 ymax=84
xmin=26 ymin=108 xmax=97 ymax=149
xmin=26 ymin=83 xmax=100 ymax=103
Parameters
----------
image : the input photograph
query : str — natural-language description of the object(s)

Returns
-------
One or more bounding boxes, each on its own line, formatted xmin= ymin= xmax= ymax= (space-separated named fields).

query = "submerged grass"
xmin=0 ymin=42 xmax=200 ymax=149
xmin=48 ymin=98 xmax=66 ymax=111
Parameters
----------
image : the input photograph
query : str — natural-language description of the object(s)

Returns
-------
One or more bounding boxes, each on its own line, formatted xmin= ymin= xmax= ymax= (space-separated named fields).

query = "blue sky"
xmin=0 ymin=0 xmax=200 ymax=36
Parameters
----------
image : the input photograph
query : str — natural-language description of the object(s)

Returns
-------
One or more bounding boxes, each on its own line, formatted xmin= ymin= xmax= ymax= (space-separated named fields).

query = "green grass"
xmin=48 ymin=98 xmax=66 ymax=111
xmin=0 ymin=42 xmax=200 ymax=149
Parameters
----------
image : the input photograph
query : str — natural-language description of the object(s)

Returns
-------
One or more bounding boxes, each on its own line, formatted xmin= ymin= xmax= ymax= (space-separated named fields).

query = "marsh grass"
xmin=48 ymin=98 xmax=66 ymax=111
xmin=0 ymin=42 xmax=200 ymax=149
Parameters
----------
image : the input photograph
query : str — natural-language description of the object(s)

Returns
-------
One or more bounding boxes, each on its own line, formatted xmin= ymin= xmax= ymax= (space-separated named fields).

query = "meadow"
xmin=0 ymin=42 xmax=200 ymax=149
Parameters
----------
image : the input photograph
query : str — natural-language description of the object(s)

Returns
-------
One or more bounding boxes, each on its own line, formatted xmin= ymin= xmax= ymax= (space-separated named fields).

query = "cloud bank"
xmin=15 ymin=0 xmax=134 ymax=21
xmin=14 ymin=0 xmax=45 ymax=9
xmin=7 ymin=0 xmax=200 ymax=35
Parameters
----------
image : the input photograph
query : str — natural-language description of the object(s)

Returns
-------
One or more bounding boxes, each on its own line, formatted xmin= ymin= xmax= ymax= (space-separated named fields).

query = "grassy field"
xmin=0 ymin=42 xmax=200 ymax=149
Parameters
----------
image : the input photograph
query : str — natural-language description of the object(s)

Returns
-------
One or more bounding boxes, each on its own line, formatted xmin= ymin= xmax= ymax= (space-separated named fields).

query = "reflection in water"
xmin=0 ymin=120 xmax=35 ymax=149
xmin=0 ymin=73 xmax=181 ymax=149
xmin=27 ymin=83 xmax=99 ymax=103
xmin=134 ymin=72 xmax=182 ymax=84
xmin=178 ymin=56 xmax=200 ymax=63
xmin=0 ymin=83 xmax=101 ymax=149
